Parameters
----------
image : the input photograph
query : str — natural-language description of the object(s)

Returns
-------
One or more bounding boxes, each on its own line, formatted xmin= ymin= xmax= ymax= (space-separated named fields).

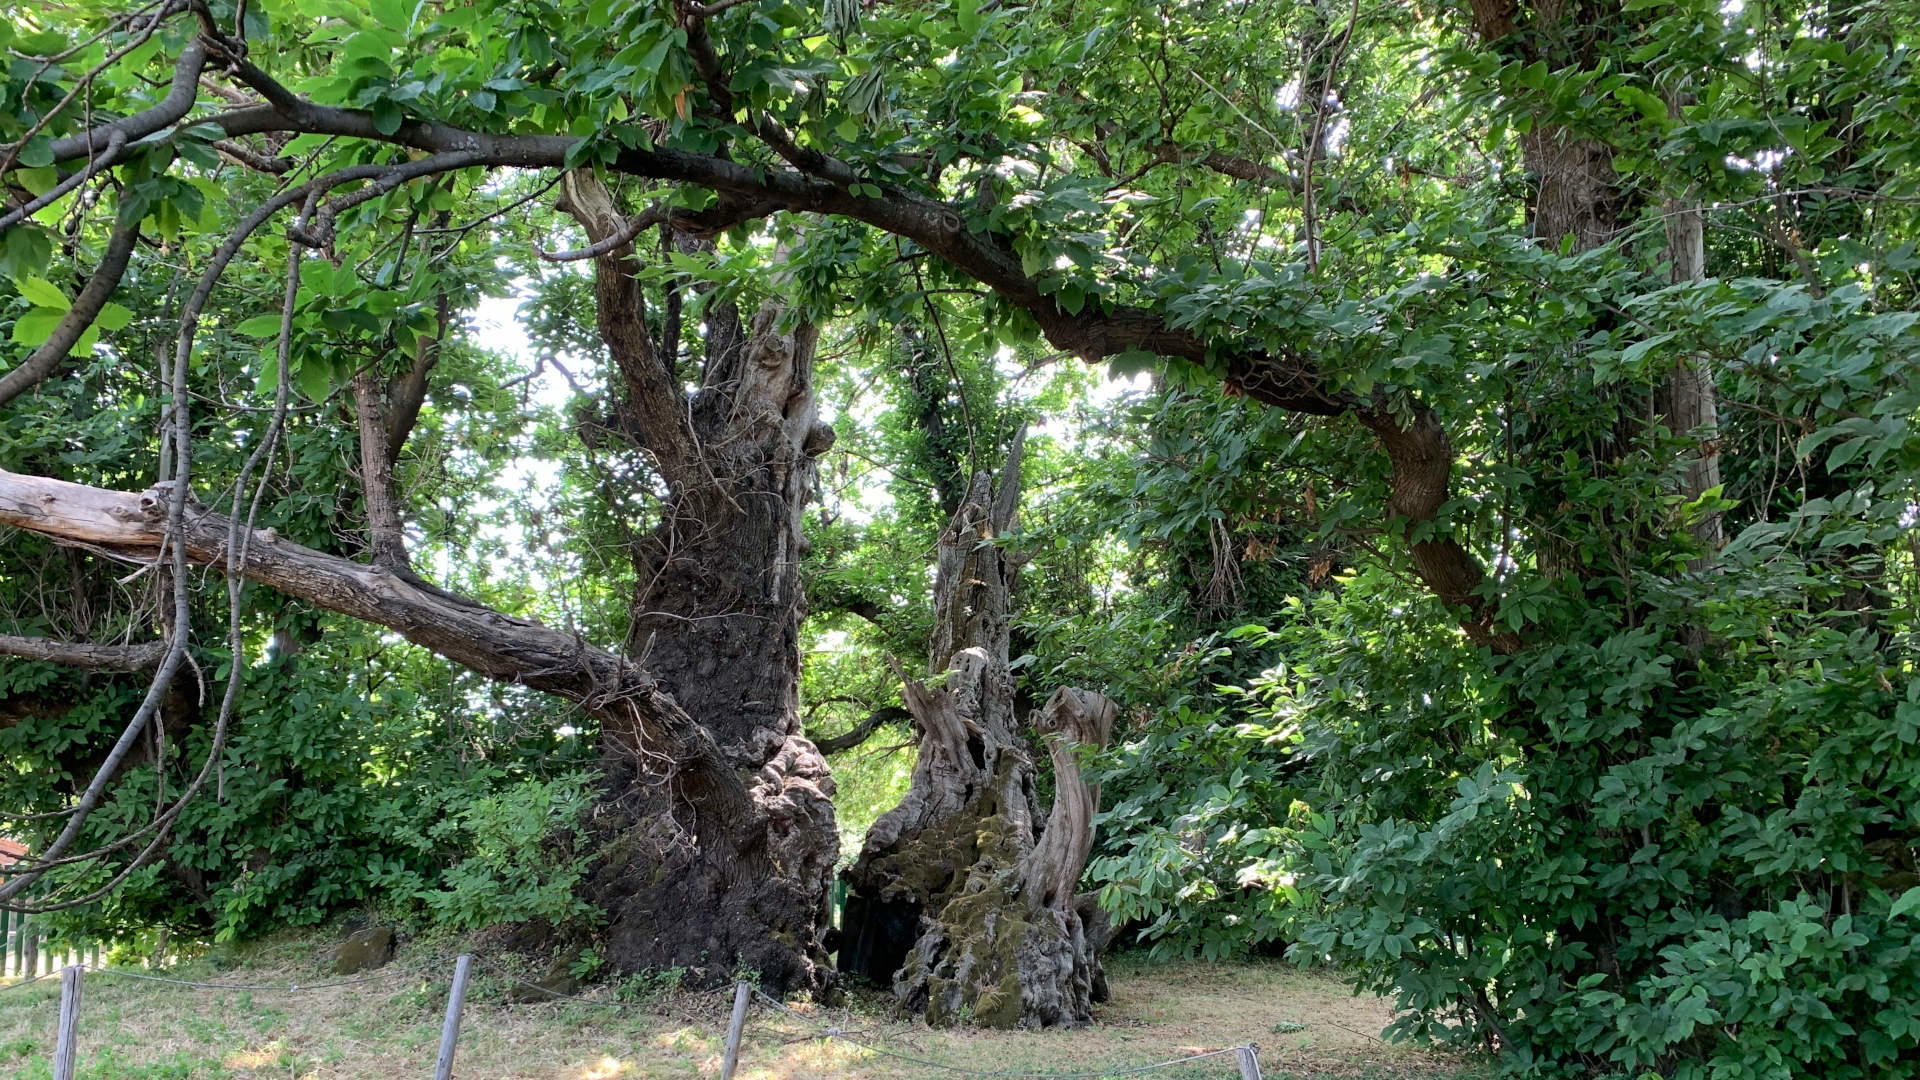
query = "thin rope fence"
xmin=0 ymin=959 xmax=434 ymax=996
xmin=89 ymin=962 xmax=432 ymax=992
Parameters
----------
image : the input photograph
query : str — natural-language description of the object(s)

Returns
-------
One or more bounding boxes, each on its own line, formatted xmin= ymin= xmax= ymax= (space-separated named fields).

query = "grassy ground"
xmin=0 ymin=935 xmax=1483 ymax=1080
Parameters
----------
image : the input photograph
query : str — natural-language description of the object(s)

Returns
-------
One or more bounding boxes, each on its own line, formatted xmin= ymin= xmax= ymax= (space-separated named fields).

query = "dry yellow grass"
xmin=0 ymin=938 xmax=1481 ymax=1080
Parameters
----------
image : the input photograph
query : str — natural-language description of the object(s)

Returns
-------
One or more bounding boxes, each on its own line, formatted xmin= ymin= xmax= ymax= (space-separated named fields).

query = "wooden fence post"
xmin=1236 ymin=1043 xmax=1262 ymax=1080
xmin=719 ymin=981 xmax=751 ymax=1080
xmin=52 ymin=964 xmax=82 ymax=1080
xmin=432 ymin=953 xmax=473 ymax=1080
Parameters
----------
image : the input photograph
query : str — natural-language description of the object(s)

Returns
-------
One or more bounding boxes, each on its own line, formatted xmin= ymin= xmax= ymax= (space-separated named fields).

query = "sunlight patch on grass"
xmin=573 ymin=1053 xmax=631 ymax=1078
xmin=224 ymin=1041 xmax=287 ymax=1068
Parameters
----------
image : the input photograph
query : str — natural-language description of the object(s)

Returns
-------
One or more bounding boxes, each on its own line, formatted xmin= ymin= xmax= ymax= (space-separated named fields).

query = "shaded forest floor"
xmin=0 ymin=934 xmax=1484 ymax=1079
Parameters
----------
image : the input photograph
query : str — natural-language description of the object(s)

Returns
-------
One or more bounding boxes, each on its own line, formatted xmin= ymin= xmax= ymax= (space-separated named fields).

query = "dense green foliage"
xmin=2 ymin=0 xmax=1918 ymax=1075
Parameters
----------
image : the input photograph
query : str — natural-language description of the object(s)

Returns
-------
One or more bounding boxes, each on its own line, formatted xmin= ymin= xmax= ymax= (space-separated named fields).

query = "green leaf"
xmin=15 ymin=167 xmax=58 ymax=198
xmin=1826 ymin=436 xmax=1869 ymax=473
xmin=1613 ymin=85 xmax=1670 ymax=126
xmin=296 ymin=356 xmax=334 ymax=403
xmin=0 ymin=227 xmax=52 ymax=281
xmin=15 ymin=137 xmax=53 ymax=169
xmin=94 ymin=302 xmax=132 ymax=331
xmin=14 ymin=277 xmax=68 ymax=311
xmin=233 ymin=314 xmax=286 ymax=337
xmin=9 ymin=307 xmax=65 ymax=347
xmin=1891 ymin=887 xmax=1920 ymax=920
xmin=372 ymin=99 xmax=405 ymax=136
xmin=371 ymin=0 xmax=410 ymax=33
xmin=255 ymin=352 xmax=280 ymax=396
xmin=1621 ymin=332 xmax=1675 ymax=367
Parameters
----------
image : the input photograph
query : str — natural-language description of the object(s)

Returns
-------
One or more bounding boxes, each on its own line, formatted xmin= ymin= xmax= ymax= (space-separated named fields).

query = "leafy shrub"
xmin=416 ymin=773 xmax=598 ymax=930
xmin=1271 ymin=540 xmax=1920 ymax=1077
xmin=6 ymin=615 xmax=596 ymax=945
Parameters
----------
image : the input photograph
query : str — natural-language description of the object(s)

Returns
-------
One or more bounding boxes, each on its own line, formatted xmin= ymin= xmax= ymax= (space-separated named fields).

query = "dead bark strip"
xmin=0 ymin=634 xmax=165 ymax=671
xmin=839 ymin=442 xmax=1118 ymax=1028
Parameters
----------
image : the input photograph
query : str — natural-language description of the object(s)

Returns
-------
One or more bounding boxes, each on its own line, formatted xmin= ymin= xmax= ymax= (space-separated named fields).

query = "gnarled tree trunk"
xmin=554 ymin=172 xmax=840 ymax=992
xmin=838 ymin=438 xmax=1118 ymax=1027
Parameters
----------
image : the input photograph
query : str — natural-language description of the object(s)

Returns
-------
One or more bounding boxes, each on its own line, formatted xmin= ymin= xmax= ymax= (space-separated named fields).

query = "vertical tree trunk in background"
xmin=1657 ymin=89 xmax=1723 ymax=562
xmin=559 ymin=173 xmax=840 ymax=993
xmin=350 ymin=371 xmax=412 ymax=572
xmin=1656 ymin=190 xmax=1723 ymax=559
xmin=839 ymin=439 xmax=1118 ymax=1027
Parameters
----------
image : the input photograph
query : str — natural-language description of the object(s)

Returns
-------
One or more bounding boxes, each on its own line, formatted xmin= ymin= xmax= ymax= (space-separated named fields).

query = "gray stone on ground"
xmin=332 ymin=925 xmax=396 ymax=974
xmin=505 ymin=952 xmax=581 ymax=1003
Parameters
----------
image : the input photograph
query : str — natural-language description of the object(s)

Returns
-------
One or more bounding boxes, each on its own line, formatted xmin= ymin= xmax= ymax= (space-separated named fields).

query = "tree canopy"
xmin=3 ymin=0 xmax=1919 ymax=1073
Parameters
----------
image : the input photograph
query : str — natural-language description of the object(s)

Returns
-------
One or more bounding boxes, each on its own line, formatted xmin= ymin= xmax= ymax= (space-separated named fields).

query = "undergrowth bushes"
xmin=1 ymin=614 xmax=598 ymax=946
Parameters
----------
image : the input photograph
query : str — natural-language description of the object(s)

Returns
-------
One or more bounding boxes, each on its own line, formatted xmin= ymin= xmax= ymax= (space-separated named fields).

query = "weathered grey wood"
xmin=1237 ymin=1044 xmax=1263 ymax=1080
xmin=432 ymin=953 xmax=473 ymax=1080
xmin=0 ymin=633 xmax=164 ymax=671
xmin=719 ymin=980 xmax=751 ymax=1080
xmin=52 ymin=965 xmax=81 ymax=1080
xmin=839 ymin=441 xmax=1118 ymax=1028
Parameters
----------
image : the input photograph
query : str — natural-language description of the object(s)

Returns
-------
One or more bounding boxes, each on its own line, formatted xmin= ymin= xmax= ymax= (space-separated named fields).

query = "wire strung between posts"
xmin=2 ymin=962 xmax=429 ymax=994
xmin=476 ymin=959 xmax=737 ymax=1011
xmin=91 ymin=963 xmax=427 ymax=992
xmin=750 ymin=988 xmax=1250 ymax=1079
xmin=0 ymin=972 xmax=52 ymax=997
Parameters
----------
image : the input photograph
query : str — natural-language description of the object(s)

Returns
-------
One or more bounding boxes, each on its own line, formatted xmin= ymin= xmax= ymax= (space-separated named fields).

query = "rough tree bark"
xmin=554 ymin=171 xmax=840 ymax=992
xmin=838 ymin=438 xmax=1119 ymax=1028
xmin=1655 ymin=133 xmax=1723 ymax=560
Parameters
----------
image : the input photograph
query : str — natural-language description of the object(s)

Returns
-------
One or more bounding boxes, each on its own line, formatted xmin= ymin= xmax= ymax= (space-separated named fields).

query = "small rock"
xmin=506 ymin=952 xmax=581 ymax=1003
xmin=332 ymin=925 xmax=396 ymax=974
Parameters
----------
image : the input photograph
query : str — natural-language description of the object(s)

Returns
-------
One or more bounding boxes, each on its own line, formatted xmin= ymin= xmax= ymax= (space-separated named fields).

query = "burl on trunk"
xmin=839 ymin=437 xmax=1118 ymax=1027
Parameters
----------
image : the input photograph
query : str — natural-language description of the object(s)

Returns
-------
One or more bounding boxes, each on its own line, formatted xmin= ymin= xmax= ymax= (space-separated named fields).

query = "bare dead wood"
xmin=842 ymin=445 xmax=1117 ymax=1028
xmin=0 ymin=634 xmax=164 ymax=671
xmin=1020 ymin=688 xmax=1116 ymax=912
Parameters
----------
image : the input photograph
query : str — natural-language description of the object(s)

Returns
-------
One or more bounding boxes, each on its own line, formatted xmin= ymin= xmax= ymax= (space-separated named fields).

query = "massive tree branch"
xmin=39 ymin=40 xmax=210 ymax=161
xmin=0 ymin=634 xmax=165 ymax=671
xmin=0 ymin=468 xmax=750 ymax=829
xmin=383 ymin=291 xmax=446 ymax=463
xmin=555 ymin=170 xmax=701 ymax=484
xmin=350 ymin=370 xmax=412 ymax=572
xmin=809 ymin=705 xmax=909 ymax=755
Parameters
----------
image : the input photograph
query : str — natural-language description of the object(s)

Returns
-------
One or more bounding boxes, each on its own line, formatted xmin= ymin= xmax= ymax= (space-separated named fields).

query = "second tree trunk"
xmin=839 ymin=439 xmax=1118 ymax=1027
